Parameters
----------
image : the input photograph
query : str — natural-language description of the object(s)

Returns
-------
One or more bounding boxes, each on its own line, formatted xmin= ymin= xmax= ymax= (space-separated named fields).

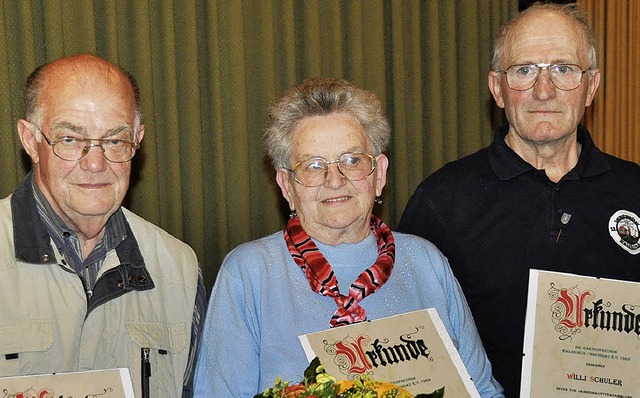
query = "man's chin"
xmin=66 ymin=203 xmax=120 ymax=221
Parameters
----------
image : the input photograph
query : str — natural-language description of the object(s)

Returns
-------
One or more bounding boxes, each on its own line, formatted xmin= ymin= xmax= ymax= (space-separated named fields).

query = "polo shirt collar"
xmin=489 ymin=124 xmax=610 ymax=181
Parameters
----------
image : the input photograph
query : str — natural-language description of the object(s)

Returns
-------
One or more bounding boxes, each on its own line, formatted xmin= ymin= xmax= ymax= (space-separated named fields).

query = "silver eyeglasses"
xmin=497 ymin=63 xmax=591 ymax=91
xmin=35 ymin=126 xmax=139 ymax=163
xmin=287 ymin=152 xmax=377 ymax=187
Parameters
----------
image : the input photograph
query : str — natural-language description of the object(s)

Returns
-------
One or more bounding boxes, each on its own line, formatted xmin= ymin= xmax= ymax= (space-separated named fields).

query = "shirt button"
xmin=41 ymin=254 xmax=50 ymax=262
xmin=139 ymin=275 xmax=148 ymax=284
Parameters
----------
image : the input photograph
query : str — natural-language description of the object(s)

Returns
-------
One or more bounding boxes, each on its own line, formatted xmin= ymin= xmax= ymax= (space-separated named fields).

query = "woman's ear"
xmin=374 ymin=154 xmax=389 ymax=197
xmin=276 ymin=169 xmax=295 ymax=211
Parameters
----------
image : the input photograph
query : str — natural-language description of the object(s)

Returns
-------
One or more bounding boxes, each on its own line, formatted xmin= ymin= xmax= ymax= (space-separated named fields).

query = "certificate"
xmin=299 ymin=308 xmax=480 ymax=397
xmin=0 ymin=368 xmax=135 ymax=398
xmin=521 ymin=270 xmax=640 ymax=397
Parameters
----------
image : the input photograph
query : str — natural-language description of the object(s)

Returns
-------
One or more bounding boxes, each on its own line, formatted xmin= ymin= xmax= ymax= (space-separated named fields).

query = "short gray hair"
xmin=491 ymin=2 xmax=597 ymax=71
xmin=264 ymin=77 xmax=391 ymax=169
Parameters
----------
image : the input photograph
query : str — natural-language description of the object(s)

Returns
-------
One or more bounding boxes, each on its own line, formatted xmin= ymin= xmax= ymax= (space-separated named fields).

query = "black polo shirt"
xmin=398 ymin=125 xmax=640 ymax=397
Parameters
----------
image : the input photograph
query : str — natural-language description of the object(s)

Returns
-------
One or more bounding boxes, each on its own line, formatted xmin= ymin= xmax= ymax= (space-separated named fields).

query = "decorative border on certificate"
xmin=299 ymin=308 xmax=480 ymax=397
xmin=521 ymin=269 xmax=639 ymax=397
xmin=0 ymin=368 xmax=135 ymax=398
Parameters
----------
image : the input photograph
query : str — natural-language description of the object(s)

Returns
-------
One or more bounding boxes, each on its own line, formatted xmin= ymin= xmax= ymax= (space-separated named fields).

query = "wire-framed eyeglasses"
xmin=497 ymin=63 xmax=591 ymax=91
xmin=287 ymin=152 xmax=377 ymax=187
xmin=34 ymin=125 xmax=139 ymax=163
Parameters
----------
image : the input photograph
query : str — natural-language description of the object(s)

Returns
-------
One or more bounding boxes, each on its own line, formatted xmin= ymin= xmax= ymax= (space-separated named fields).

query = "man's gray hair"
xmin=23 ymin=57 xmax=143 ymax=141
xmin=491 ymin=2 xmax=597 ymax=71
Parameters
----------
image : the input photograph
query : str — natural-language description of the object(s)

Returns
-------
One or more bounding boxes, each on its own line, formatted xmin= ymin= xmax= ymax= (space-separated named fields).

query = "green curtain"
xmin=0 ymin=0 xmax=517 ymax=289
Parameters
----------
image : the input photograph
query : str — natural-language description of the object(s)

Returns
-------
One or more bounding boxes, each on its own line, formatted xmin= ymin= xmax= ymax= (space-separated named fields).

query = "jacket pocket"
xmin=0 ymin=319 xmax=54 ymax=374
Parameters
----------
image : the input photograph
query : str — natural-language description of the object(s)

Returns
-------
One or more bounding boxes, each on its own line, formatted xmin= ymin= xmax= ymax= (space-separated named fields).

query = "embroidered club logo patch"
xmin=608 ymin=210 xmax=640 ymax=255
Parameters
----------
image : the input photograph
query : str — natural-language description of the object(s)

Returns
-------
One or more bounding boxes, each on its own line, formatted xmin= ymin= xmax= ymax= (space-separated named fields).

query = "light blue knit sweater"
xmin=194 ymin=230 xmax=503 ymax=397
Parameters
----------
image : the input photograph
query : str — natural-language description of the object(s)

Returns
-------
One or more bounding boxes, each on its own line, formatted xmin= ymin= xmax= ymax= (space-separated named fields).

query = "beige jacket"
xmin=0 ymin=184 xmax=200 ymax=398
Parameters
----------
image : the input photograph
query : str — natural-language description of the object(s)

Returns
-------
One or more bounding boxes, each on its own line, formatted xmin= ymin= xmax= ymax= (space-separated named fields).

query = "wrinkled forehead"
xmin=503 ymin=11 xmax=590 ymax=65
xmin=41 ymin=59 xmax=136 ymax=114
xmin=45 ymin=61 xmax=134 ymax=98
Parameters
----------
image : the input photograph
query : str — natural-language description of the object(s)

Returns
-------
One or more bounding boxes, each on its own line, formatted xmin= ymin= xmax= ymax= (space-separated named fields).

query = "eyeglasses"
xmin=497 ymin=63 xmax=590 ymax=91
xmin=36 ymin=126 xmax=139 ymax=163
xmin=287 ymin=152 xmax=377 ymax=187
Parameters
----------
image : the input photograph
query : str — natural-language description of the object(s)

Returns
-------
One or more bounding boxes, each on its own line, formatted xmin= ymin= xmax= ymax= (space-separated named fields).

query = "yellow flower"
xmin=255 ymin=357 xmax=416 ymax=398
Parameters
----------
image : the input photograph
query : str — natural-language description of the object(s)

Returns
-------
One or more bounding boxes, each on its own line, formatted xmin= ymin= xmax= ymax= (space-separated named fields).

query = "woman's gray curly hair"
xmin=263 ymin=77 xmax=391 ymax=170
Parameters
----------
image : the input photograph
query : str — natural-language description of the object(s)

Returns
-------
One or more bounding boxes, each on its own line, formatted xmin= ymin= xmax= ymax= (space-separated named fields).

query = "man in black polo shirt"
xmin=397 ymin=3 xmax=640 ymax=397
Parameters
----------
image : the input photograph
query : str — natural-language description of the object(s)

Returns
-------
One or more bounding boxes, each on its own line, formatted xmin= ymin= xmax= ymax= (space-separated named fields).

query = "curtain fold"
xmin=579 ymin=0 xmax=640 ymax=163
xmin=0 ymin=0 xmax=518 ymax=288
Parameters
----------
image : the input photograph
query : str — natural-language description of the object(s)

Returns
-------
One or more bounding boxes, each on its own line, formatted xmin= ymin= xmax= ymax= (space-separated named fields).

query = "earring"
xmin=289 ymin=210 xmax=297 ymax=219
xmin=374 ymin=196 xmax=383 ymax=205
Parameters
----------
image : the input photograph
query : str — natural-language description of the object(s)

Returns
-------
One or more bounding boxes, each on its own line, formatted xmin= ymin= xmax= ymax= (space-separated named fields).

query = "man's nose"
xmin=79 ymin=144 xmax=108 ymax=171
xmin=532 ymin=68 xmax=557 ymax=99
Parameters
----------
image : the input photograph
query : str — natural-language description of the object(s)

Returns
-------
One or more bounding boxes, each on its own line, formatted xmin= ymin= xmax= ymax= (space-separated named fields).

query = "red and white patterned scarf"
xmin=284 ymin=214 xmax=396 ymax=327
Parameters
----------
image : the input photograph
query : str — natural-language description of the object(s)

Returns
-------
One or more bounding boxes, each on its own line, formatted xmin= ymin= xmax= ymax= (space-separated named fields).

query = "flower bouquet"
xmin=254 ymin=357 xmax=444 ymax=398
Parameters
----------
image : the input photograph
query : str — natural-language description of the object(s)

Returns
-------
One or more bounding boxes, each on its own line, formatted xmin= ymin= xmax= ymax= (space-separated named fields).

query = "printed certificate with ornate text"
xmin=299 ymin=308 xmax=480 ymax=397
xmin=0 ymin=368 xmax=135 ymax=397
xmin=521 ymin=269 xmax=639 ymax=397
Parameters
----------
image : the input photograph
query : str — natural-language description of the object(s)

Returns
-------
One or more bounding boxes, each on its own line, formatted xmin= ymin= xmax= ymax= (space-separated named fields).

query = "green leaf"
xmin=303 ymin=356 xmax=323 ymax=384
xmin=415 ymin=386 xmax=445 ymax=398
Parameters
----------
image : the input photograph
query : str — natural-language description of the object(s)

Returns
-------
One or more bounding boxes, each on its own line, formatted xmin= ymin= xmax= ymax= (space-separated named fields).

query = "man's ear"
xmin=135 ymin=123 xmax=145 ymax=144
xmin=17 ymin=119 xmax=40 ymax=164
xmin=488 ymin=71 xmax=506 ymax=109
xmin=584 ymin=69 xmax=601 ymax=107
xmin=276 ymin=169 xmax=295 ymax=211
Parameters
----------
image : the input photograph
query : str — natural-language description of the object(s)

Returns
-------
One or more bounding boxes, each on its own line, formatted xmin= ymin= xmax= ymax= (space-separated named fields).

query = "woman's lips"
xmin=322 ymin=195 xmax=351 ymax=203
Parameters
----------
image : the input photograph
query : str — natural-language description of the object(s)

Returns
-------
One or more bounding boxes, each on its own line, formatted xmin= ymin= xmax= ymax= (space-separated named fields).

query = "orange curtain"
xmin=579 ymin=0 xmax=640 ymax=163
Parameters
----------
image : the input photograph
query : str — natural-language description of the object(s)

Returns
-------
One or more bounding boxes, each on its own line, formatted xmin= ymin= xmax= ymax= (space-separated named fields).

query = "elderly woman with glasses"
xmin=193 ymin=78 xmax=504 ymax=397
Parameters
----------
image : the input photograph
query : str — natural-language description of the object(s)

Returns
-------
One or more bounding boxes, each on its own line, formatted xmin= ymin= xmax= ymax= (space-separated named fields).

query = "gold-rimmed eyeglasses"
xmin=33 ymin=125 xmax=139 ymax=163
xmin=496 ymin=63 xmax=591 ymax=91
xmin=287 ymin=152 xmax=377 ymax=187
